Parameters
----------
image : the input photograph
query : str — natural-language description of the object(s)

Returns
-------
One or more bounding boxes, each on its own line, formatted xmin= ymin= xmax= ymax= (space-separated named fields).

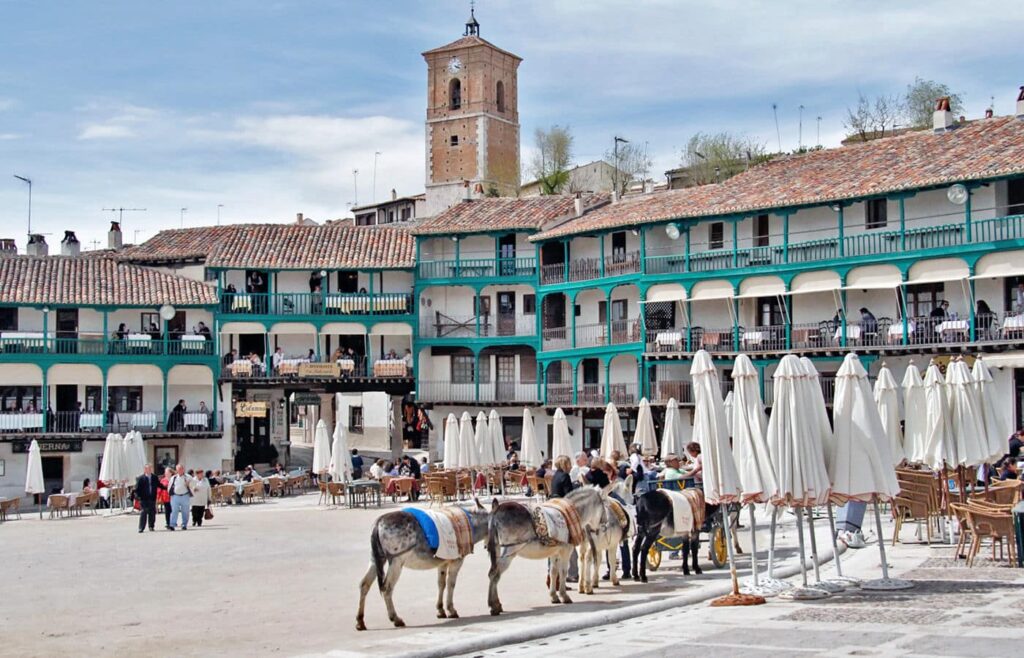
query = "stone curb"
xmin=393 ymin=542 xmax=845 ymax=658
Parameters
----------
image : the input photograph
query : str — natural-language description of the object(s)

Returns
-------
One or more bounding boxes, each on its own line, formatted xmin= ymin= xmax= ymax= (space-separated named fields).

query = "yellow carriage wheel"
xmin=710 ymin=525 xmax=728 ymax=568
xmin=647 ymin=545 xmax=662 ymax=571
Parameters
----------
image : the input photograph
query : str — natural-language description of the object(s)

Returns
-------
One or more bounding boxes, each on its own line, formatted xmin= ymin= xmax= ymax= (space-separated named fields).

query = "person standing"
xmin=158 ymin=467 xmax=173 ymax=529
xmin=350 ymin=449 xmax=364 ymax=479
xmin=190 ymin=470 xmax=211 ymax=527
xmin=167 ymin=465 xmax=194 ymax=530
xmin=135 ymin=464 xmax=162 ymax=533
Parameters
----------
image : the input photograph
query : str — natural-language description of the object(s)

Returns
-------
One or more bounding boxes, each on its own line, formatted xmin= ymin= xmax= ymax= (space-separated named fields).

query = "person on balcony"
xmin=168 ymin=399 xmax=187 ymax=432
xmin=196 ymin=321 xmax=212 ymax=340
xmin=112 ymin=323 xmax=128 ymax=354
xmin=931 ymin=300 xmax=950 ymax=321
xmin=975 ymin=299 xmax=996 ymax=338
xmin=312 ymin=284 xmax=323 ymax=314
xmin=271 ymin=347 xmax=284 ymax=374
xmin=402 ymin=348 xmax=413 ymax=373
xmin=309 ymin=270 xmax=323 ymax=293
xmin=859 ymin=307 xmax=878 ymax=344
xmin=1014 ymin=282 xmax=1024 ymax=312
xmin=306 ymin=349 xmax=316 ymax=362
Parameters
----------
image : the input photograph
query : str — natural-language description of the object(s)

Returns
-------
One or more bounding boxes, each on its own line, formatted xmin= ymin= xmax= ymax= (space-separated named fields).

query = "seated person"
xmin=660 ymin=454 xmax=686 ymax=480
xmin=684 ymin=442 xmax=704 ymax=484
xmin=82 ymin=478 xmax=93 ymax=493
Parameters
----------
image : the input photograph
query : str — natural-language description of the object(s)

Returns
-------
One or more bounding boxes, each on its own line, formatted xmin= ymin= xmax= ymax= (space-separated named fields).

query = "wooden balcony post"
xmin=837 ymin=206 xmax=845 ymax=257
xmin=964 ymin=188 xmax=973 ymax=242
xmin=898 ymin=197 xmax=907 ymax=251
xmin=572 ymin=362 xmax=578 ymax=406
xmin=570 ymin=292 xmax=577 ymax=349
xmin=599 ymin=234 xmax=606 ymax=278
xmin=102 ymin=310 xmax=108 ymax=355
xmin=562 ymin=240 xmax=569 ymax=282
xmin=684 ymin=227 xmax=691 ymax=272
xmin=782 ymin=213 xmax=790 ymax=263
xmin=161 ymin=366 xmax=168 ymax=431
xmin=101 ymin=366 xmax=108 ymax=432
xmin=368 ymin=271 xmax=375 ymax=314
xmin=968 ymin=265 xmax=976 ymax=342
xmin=604 ymin=359 xmax=611 ymax=404
xmin=474 ymin=351 xmax=481 ymax=402
xmin=732 ymin=220 xmax=739 ymax=267
xmin=900 ymin=281 xmax=910 ymax=346
xmin=639 ymin=229 xmax=647 ymax=275
xmin=454 ymin=237 xmax=461 ymax=278
xmin=41 ymin=368 xmax=48 ymax=432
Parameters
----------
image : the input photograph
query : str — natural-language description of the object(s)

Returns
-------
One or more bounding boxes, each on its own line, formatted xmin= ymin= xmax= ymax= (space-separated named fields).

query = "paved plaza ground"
xmin=1 ymin=491 xmax=1020 ymax=658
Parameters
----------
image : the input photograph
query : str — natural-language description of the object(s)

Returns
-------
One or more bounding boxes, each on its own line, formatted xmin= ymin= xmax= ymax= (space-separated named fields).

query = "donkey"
xmin=579 ymin=497 xmax=630 ymax=594
xmin=486 ymin=486 xmax=606 ymax=615
xmin=356 ymin=499 xmax=490 ymax=631
xmin=631 ymin=488 xmax=705 ymax=582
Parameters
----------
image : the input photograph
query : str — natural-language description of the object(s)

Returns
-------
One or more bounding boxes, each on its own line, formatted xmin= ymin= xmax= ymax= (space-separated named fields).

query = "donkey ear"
xmin=474 ymin=496 xmax=484 ymax=510
xmin=490 ymin=497 xmax=500 ymax=512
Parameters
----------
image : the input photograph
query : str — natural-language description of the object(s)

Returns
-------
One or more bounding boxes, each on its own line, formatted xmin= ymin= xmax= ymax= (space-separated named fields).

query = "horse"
xmin=578 ymin=497 xmax=630 ymax=594
xmin=356 ymin=499 xmax=490 ymax=630
xmin=486 ymin=486 xmax=606 ymax=615
xmin=631 ymin=487 xmax=706 ymax=582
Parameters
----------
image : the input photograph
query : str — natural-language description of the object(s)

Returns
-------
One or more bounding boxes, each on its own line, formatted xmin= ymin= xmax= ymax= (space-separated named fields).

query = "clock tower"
xmin=422 ymin=8 xmax=522 ymax=215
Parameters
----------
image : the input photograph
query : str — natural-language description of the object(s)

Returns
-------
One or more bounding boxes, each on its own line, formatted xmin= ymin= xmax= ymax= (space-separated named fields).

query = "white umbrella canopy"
xmin=661 ymin=398 xmax=685 ymax=459
xmin=599 ymin=402 xmax=628 ymax=461
xmin=488 ymin=409 xmax=505 ymax=465
xmin=874 ymin=365 xmax=905 ymax=466
xmin=723 ymin=390 xmax=735 ymax=436
xmin=690 ymin=350 xmax=742 ymax=504
xmin=731 ymin=354 xmax=777 ymax=504
xmin=634 ymin=398 xmax=659 ymax=456
xmin=311 ymin=420 xmax=332 ymax=474
xmin=520 ymin=407 xmax=543 ymax=467
xmin=443 ymin=413 xmax=459 ymax=469
xmin=25 ymin=438 xmax=45 ymax=495
xmin=947 ymin=359 xmax=989 ymax=467
xmin=921 ymin=363 xmax=956 ymax=471
xmin=901 ymin=363 xmax=929 ymax=464
xmin=800 ymin=356 xmax=835 ymax=469
xmin=551 ymin=407 xmax=573 ymax=460
xmin=474 ymin=411 xmax=490 ymax=466
xmin=329 ymin=397 xmax=354 ymax=483
xmin=972 ymin=359 xmax=1010 ymax=463
xmin=122 ymin=431 xmax=147 ymax=479
xmin=767 ymin=354 xmax=832 ymax=507
xmin=831 ymin=353 xmax=900 ymax=502
xmin=99 ymin=433 xmax=126 ymax=484
xmin=457 ymin=412 xmax=475 ymax=469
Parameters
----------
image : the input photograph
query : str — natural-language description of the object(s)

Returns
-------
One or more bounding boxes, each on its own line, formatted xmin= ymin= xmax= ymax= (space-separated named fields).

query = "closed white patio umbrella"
xmin=874 ymin=364 xmax=905 ymax=466
xmin=800 ymin=356 xmax=835 ymax=469
xmin=474 ymin=411 xmax=490 ymax=467
xmin=901 ymin=363 xmax=928 ymax=464
xmin=634 ymin=398 xmax=658 ymax=457
xmin=972 ymin=359 xmax=1010 ymax=464
xmin=312 ymin=420 xmax=332 ymax=476
xmin=661 ymin=398 xmax=685 ymax=459
xmin=25 ymin=438 xmax=45 ymax=518
xmin=488 ymin=410 xmax=505 ymax=466
xmin=329 ymin=397 xmax=354 ymax=484
xmin=723 ymin=390 xmax=734 ymax=436
xmin=921 ymin=362 xmax=956 ymax=471
xmin=99 ymin=433 xmax=121 ymax=484
xmin=443 ymin=413 xmax=459 ymax=470
xmin=832 ymin=352 xmax=910 ymax=591
xmin=457 ymin=412 xmax=475 ymax=469
xmin=948 ymin=359 xmax=989 ymax=467
xmin=122 ymin=431 xmax=147 ymax=480
xmin=551 ymin=408 xmax=572 ymax=460
xmin=599 ymin=402 xmax=627 ymax=461
xmin=520 ymin=408 xmax=542 ymax=467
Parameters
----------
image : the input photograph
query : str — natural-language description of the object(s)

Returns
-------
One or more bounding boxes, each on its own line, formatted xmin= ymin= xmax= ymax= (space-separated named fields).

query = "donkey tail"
xmin=370 ymin=522 xmax=387 ymax=590
xmin=487 ymin=498 xmax=500 ymax=566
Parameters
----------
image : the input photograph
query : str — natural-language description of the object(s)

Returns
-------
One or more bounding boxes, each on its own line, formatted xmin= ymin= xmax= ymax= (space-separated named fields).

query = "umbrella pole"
xmin=710 ymin=504 xmax=765 ymax=607
xmin=826 ymin=503 xmax=844 ymax=579
xmin=806 ymin=508 xmax=823 ymax=583
xmin=767 ymin=506 xmax=778 ymax=580
xmin=779 ymin=507 xmax=828 ymax=600
xmin=795 ymin=508 xmax=809 ymax=587
xmin=861 ymin=495 xmax=914 ymax=590
xmin=748 ymin=504 xmax=759 ymax=587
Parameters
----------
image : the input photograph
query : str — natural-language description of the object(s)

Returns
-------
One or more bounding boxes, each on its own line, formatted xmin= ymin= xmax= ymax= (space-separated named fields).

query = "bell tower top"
xmin=465 ymin=1 xmax=480 ymax=36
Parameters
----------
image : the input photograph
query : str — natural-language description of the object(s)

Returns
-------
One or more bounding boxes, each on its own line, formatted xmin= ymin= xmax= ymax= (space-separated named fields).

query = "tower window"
xmin=449 ymin=78 xmax=462 ymax=110
xmin=496 ymin=80 xmax=505 ymax=113
xmin=450 ymin=135 xmax=459 ymax=146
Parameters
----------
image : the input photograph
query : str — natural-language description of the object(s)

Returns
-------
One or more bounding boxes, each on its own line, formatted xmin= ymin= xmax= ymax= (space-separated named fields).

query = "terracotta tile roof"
xmin=123 ymin=224 xmax=416 ymax=270
xmin=0 ymin=256 xmax=217 ymax=307
xmin=533 ymin=115 xmax=1024 ymax=241
xmin=412 ymin=194 xmax=610 ymax=236
xmin=422 ymin=35 xmax=521 ymax=61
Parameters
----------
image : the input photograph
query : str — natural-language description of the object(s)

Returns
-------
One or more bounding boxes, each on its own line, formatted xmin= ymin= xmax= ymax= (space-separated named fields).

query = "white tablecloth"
xmin=742 ymin=330 xmax=767 ymax=345
xmin=184 ymin=412 xmax=208 ymax=427
xmin=0 ymin=413 xmax=44 ymax=430
xmin=1002 ymin=315 xmax=1024 ymax=330
xmin=180 ymin=335 xmax=207 ymax=350
xmin=833 ymin=325 xmax=862 ymax=341
xmin=0 ymin=331 xmax=47 ymax=341
xmin=937 ymin=320 xmax=969 ymax=335
xmin=337 ymin=358 xmax=355 ymax=372
xmin=79 ymin=413 xmax=104 ymax=429
xmin=231 ymin=295 xmax=252 ymax=311
xmin=888 ymin=320 xmax=916 ymax=337
xmin=655 ymin=331 xmax=682 ymax=347
xmin=373 ymin=360 xmax=408 ymax=377
xmin=126 ymin=333 xmax=152 ymax=342
xmin=131 ymin=413 xmax=158 ymax=429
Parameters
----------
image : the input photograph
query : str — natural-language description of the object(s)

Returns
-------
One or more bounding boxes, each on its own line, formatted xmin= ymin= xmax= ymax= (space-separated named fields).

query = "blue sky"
xmin=2 ymin=0 xmax=1023 ymax=250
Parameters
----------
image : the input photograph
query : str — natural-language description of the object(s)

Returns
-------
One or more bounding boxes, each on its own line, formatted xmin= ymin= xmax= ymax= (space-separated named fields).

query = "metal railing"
xmin=0 ymin=410 xmax=223 ymax=434
xmin=0 ymin=335 xmax=215 ymax=358
xmin=419 ymin=314 xmax=537 ymax=339
xmin=575 ymin=322 xmax=606 ymax=348
xmin=649 ymin=380 xmax=693 ymax=404
xmin=220 ymin=291 xmax=413 ymax=316
xmin=417 ymin=256 xmax=537 ymax=280
xmin=541 ymin=326 xmax=571 ymax=351
xmin=538 ymin=252 xmax=639 ymax=285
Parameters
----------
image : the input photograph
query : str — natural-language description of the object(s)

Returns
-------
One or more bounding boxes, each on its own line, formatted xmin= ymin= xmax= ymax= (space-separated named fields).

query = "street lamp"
xmin=613 ymin=136 xmax=629 ymax=194
xmin=13 ymin=175 xmax=32 ymax=236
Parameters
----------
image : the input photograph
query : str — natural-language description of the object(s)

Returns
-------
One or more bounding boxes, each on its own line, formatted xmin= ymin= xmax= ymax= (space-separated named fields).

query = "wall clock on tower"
xmin=447 ymin=57 xmax=463 ymax=74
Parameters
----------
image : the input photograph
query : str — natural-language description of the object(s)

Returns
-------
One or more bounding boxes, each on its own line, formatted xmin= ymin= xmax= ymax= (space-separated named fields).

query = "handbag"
xmin=204 ymin=507 xmax=214 ymax=520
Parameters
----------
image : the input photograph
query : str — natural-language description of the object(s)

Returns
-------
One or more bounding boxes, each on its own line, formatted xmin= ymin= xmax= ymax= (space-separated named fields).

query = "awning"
xmin=220 ymin=321 xmax=267 ymax=334
xmin=844 ymin=264 xmax=903 ymax=290
xmin=971 ymin=250 xmax=1024 ymax=279
xmin=320 ymin=322 xmax=367 ymax=335
xmin=790 ymin=270 xmax=841 ymax=295
xmin=906 ymin=258 xmax=970 ymax=285
xmin=736 ymin=275 xmax=786 ymax=299
xmin=269 ymin=322 xmax=317 ymax=335
xmin=689 ymin=280 xmax=734 ymax=301
xmin=369 ymin=322 xmax=413 ymax=336
xmin=977 ymin=352 xmax=1024 ymax=369
xmin=643 ymin=283 xmax=688 ymax=304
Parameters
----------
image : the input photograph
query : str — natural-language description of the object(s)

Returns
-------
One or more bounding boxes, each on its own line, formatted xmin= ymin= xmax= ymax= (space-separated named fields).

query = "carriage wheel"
xmin=647 ymin=545 xmax=662 ymax=571
xmin=709 ymin=523 xmax=728 ymax=568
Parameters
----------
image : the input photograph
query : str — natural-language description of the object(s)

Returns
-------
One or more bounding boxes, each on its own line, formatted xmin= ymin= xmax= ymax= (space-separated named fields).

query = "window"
xmin=598 ymin=301 xmax=607 ymax=324
xmin=520 ymin=353 xmax=537 ymax=383
xmin=496 ymin=80 xmax=505 ymax=113
xmin=709 ymin=222 xmax=724 ymax=249
xmin=450 ymin=135 xmax=459 ymax=146
xmin=108 ymin=386 xmax=143 ymax=412
xmin=611 ymin=299 xmax=628 ymax=321
xmin=349 ymin=406 xmax=364 ymax=433
xmin=611 ymin=231 xmax=626 ymax=263
xmin=400 ymin=207 xmax=412 ymax=221
xmin=337 ymin=270 xmax=358 ymax=293
xmin=1008 ymin=178 xmax=1024 ymax=215
xmin=140 ymin=312 xmax=158 ymax=332
xmin=753 ymin=214 xmax=770 ymax=247
xmin=204 ymin=268 xmax=218 ymax=282
xmin=474 ymin=295 xmax=491 ymax=316
xmin=386 ymin=210 xmax=395 ymax=223
xmin=85 ymin=386 xmax=102 ymax=412
xmin=0 ymin=307 xmax=16 ymax=331
xmin=0 ymin=386 xmax=41 ymax=411
xmin=523 ymin=294 xmax=536 ymax=315
xmin=355 ymin=213 xmax=373 ymax=226
xmin=452 ymin=354 xmax=475 ymax=384
xmin=574 ymin=304 xmax=581 ymax=317
xmin=449 ymin=78 xmax=461 ymax=110
xmin=904 ymin=283 xmax=944 ymax=317
xmin=866 ymin=198 xmax=887 ymax=229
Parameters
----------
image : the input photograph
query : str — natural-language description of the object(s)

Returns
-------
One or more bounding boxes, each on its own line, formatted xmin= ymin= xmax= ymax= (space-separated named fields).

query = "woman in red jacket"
xmin=157 ymin=468 xmax=172 ymax=530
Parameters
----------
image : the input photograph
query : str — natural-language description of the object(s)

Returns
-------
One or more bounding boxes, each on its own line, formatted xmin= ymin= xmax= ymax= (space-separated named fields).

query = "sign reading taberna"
xmin=289 ymin=392 xmax=322 ymax=406
xmin=13 ymin=439 xmax=83 ymax=453
xmin=235 ymin=401 xmax=269 ymax=418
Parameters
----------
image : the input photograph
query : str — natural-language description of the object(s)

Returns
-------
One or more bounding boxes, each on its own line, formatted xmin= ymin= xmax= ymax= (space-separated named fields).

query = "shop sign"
xmin=298 ymin=362 xmax=340 ymax=378
xmin=235 ymin=401 xmax=268 ymax=418
xmin=12 ymin=439 xmax=83 ymax=454
xmin=290 ymin=392 xmax=322 ymax=406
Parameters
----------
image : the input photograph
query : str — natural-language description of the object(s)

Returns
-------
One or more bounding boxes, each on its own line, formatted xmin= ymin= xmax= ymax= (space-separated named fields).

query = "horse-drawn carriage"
xmin=635 ymin=477 xmax=732 ymax=571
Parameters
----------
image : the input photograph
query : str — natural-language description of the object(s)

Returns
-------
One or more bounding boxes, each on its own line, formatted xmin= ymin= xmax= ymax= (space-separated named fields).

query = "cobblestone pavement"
xmin=459 ymin=528 xmax=1024 ymax=658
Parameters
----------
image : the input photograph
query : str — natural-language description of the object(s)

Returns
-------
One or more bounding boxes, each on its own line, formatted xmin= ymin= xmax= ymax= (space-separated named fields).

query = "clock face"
xmin=447 ymin=57 xmax=463 ymax=74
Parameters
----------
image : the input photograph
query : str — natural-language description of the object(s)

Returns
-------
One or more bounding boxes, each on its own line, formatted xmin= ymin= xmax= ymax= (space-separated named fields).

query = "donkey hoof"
xmin=437 ymin=610 xmax=447 ymax=619
xmin=561 ymin=595 xmax=573 ymax=604
xmin=392 ymin=617 xmax=406 ymax=628
xmin=447 ymin=609 xmax=459 ymax=619
xmin=490 ymin=607 xmax=502 ymax=616
xmin=355 ymin=620 xmax=367 ymax=631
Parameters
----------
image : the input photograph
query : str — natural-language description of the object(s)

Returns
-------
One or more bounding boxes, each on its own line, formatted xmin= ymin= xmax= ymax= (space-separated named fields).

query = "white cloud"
xmin=78 ymin=124 xmax=136 ymax=140
xmin=76 ymin=104 xmax=161 ymax=140
xmin=0 ymin=133 xmax=21 ymax=140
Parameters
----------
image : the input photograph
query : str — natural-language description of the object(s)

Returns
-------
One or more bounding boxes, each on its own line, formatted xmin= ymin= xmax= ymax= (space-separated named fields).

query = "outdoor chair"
xmin=877 ymin=317 xmax=892 ymax=344
xmin=317 ymin=480 xmax=329 ymax=505
xmin=963 ymin=505 xmax=1017 ymax=567
xmin=817 ymin=320 xmax=834 ymax=347
xmin=215 ymin=483 xmax=236 ymax=505
xmin=242 ymin=481 xmax=264 ymax=504
xmin=267 ymin=478 xmax=286 ymax=497
xmin=48 ymin=494 xmax=70 ymax=519
xmin=948 ymin=503 xmax=973 ymax=560
xmin=0 ymin=497 xmax=20 ymax=521
xmin=393 ymin=478 xmax=415 ymax=502
xmin=327 ymin=482 xmax=346 ymax=505
xmin=456 ymin=472 xmax=473 ymax=499
xmin=971 ymin=481 xmax=1022 ymax=506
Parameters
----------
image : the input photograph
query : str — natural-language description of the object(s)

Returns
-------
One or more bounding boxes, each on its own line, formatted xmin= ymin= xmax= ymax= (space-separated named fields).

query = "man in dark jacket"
xmin=135 ymin=464 xmax=163 ymax=533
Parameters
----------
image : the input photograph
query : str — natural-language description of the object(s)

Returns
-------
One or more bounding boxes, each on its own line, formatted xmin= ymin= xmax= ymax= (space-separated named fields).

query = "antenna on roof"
xmin=102 ymin=207 xmax=146 ymax=236
xmin=798 ymin=105 xmax=804 ymax=151
xmin=771 ymin=103 xmax=782 ymax=153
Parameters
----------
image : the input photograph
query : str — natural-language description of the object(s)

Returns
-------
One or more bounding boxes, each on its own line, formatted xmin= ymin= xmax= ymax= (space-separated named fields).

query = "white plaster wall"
xmin=790 ymin=292 xmax=840 ymax=324
xmin=688 ymin=299 xmax=733 ymax=330
xmin=381 ymin=270 xmax=414 ymax=293
xmin=459 ymin=235 xmax=494 ymax=259
xmin=338 ymin=391 xmax=392 ymax=453
xmin=148 ymin=264 xmax=207 ymax=282
xmin=420 ymin=286 xmax=476 ymax=321
xmin=272 ymin=333 xmax=317 ymax=357
xmin=0 ymin=364 xmax=43 ymax=386
xmin=569 ymin=236 xmax=601 ymax=261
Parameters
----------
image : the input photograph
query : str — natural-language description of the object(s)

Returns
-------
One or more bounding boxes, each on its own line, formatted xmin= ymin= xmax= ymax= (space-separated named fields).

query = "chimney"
xmin=391 ymin=188 xmax=397 ymax=201
xmin=0 ymin=239 xmax=16 ymax=257
xmin=985 ymin=108 xmax=994 ymax=119
xmin=108 ymin=221 xmax=123 ymax=250
xmin=933 ymin=97 xmax=954 ymax=132
xmin=26 ymin=234 xmax=48 ymax=257
xmin=60 ymin=230 xmax=81 ymax=257
xmin=573 ymin=193 xmax=584 ymax=218
xmin=1017 ymin=86 xmax=1024 ymax=119
xmin=296 ymin=212 xmax=304 ymax=224
xmin=462 ymin=180 xmax=471 ymax=202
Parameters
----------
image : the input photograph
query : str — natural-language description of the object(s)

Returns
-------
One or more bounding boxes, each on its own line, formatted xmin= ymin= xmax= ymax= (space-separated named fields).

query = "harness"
xmin=532 ymin=498 xmax=584 ymax=546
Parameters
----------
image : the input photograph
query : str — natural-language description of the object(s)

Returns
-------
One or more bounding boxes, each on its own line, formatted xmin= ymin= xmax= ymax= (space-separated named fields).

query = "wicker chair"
xmin=963 ymin=505 xmax=1017 ymax=566
xmin=48 ymin=494 xmax=70 ymax=519
xmin=327 ymin=482 xmax=346 ymax=505
xmin=0 ymin=497 xmax=21 ymax=521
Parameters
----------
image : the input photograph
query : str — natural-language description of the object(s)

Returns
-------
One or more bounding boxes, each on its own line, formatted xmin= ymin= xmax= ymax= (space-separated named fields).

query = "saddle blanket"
xmin=405 ymin=507 xmax=474 ymax=560
xmin=661 ymin=488 xmax=704 ymax=535
xmin=534 ymin=498 xmax=584 ymax=545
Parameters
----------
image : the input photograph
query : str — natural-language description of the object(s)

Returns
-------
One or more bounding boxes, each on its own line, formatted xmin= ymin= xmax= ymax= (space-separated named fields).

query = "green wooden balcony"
xmin=220 ymin=291 xmax=413 ymax=317
xmin=0 ymin=334 xmax=215 ymax=360
xmin=417 ymin=256 xmax=537 ymax=281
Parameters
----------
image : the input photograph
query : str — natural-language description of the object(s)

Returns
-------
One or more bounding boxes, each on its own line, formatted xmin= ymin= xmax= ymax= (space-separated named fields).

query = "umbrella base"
xmin=739 ymin=583 xmax=780 ymax=598
xmin=710 ymin=592 xmax=766 ymax=607
xmin=860 ymin=577 xmax=914 ymax=591
xmin=809 ymin=580 xmax=845 ymax=593
xmin=826 ymin=576 xmax=862 ymax=588
xmin=742 ymin=577 xmax=790 ymax=596
xmin=779 ymin=586 xmax=830 ymax=601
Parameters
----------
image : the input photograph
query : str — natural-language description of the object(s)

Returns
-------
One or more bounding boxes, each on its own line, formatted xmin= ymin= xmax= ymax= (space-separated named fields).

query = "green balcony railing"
xmin=0 ymin=335 xmax=215 ymax=358
xmin=417 ymin=257 xmax=537 ymax=280
xmin=221 ymin=291 xmax=413 ymax=316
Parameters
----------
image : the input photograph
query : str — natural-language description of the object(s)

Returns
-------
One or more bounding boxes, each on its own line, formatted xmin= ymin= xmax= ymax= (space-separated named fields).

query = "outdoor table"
xmin=0 ymin=331 xmax=48 ymax=351
xmin=326 ymin=295 xmax=370 ymax=314
xmin=0 ymin=413 xmax=44 ymax=431
xmin=888 ymin=320 xmax=916 ymax=342
xmin=833 ymin=325 xmax=862 ymax=343
xmin=231 ymin=295 xmax=252 ymax=311
xmin=179 ymin=335 xmax=207 ymax=351
xmin=373 ymin=360 xmax=407 ymax=377
xmin=655 ymin=331 xmax=682 ymax=350
xmin=131 ymin=412 xmax=158 ymax=429
xmin=347 ymin=480 xmax=382 ymax=509
xmin=742 ymin=330 xmax=767 ymax=347
xmin=184 ymin=412 xmax=208 ymax=429
xmin=79 ymin=413 xmax=104 ymax=430
xmin=336 ymin=358 xmax=355 ymax=374
xmin=276 ymin=358 xmax=307 ymax=375
xmin=937 ymin=319 xmax=968 ymax=340
xmin=1002 ymin=314 xmax=1024 ymax=339
xmin=384 ymin=476 xmax=419 ymax=496
xmin=230 ymin=360 xmax=253 ymax=377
